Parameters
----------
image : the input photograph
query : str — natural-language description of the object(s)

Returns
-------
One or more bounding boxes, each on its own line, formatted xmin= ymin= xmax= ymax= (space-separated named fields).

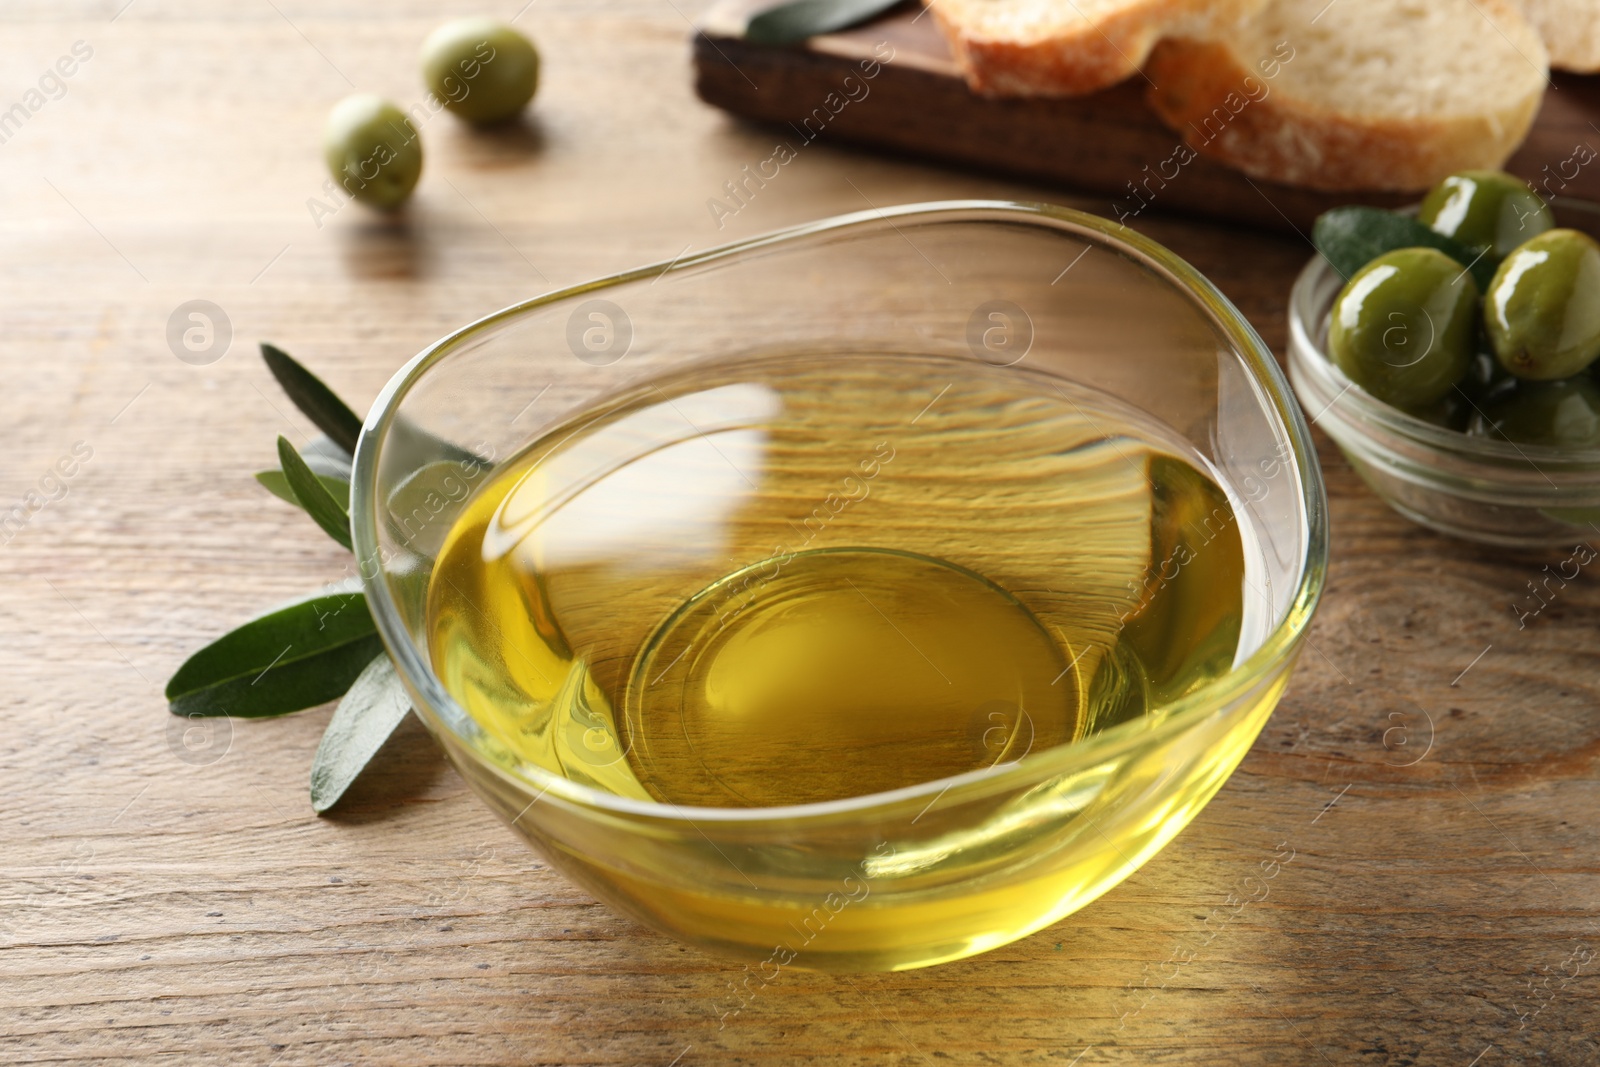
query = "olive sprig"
xmin=165 ymin=344 xmax=409 ymax=814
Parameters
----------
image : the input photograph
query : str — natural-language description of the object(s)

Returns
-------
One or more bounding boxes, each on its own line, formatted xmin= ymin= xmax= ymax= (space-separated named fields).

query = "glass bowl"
xmin=1288 ymin=198 xmax=1600 ymax=548
xmin=351 ymin=201 xmax=1328 ymax=972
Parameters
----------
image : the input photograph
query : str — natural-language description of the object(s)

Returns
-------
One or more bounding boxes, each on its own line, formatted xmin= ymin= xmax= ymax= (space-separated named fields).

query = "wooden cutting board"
xmin=694 ymin=0 xmax=1600 ymax=232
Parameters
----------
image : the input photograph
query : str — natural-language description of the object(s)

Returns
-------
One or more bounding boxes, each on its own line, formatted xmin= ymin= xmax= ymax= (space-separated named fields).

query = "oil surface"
xmin=426 ymin=353 xmax=1251 ymax=809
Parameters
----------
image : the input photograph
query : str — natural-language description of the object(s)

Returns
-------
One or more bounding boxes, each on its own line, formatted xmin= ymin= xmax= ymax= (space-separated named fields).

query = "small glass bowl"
xmin=352 ymin=201 xmax=1328 ymax=971
xmin=1288 ymin=198 xmax=1600 ymax=548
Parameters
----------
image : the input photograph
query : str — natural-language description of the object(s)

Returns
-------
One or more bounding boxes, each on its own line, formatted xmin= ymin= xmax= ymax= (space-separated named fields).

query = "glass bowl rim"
xmin=1288 ymin=195 xmax=1600 ymax=473
xmin=350 ymin=199 xmax=1330 ymax=824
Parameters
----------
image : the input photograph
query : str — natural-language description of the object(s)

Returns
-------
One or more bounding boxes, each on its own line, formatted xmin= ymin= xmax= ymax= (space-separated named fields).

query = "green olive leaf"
xmin=385 ymin=415 xmax=492 ymax=474
xmin=383 ymin=458 xmax=489 ymax=560
xmin=256 ymin=468 xmax=351 ymax=508
xmin=278 ymin=436 xmax=353 ymax=550
xmin=745 ymin=0 xmax=904 ymax=44
xmin=310 ymin=654 xmax=412 ymax=814
xmin=261 ymin=342 xmax=364 ymax=455
xmin=166 ymin=591 xmax=381 ymax=718
xmin=300 ymin=434 xmax=354 ymax=480
xmin=1312 ymin=206 xmax=1496 ymax=291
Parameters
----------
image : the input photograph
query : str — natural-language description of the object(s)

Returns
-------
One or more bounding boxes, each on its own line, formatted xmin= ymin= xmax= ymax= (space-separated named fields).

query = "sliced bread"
xmin=1143 ymin=0 xmax=1548 ymax=192
xmin=927 ymin=0 xmax=1272 ymax=97
xmin=1520 ymin=0 xmax=1600 ymax=72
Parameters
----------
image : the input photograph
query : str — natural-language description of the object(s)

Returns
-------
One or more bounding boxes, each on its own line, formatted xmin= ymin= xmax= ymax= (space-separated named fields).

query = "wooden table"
xmin=4 ymin=2 xmax=1596 ymax=1064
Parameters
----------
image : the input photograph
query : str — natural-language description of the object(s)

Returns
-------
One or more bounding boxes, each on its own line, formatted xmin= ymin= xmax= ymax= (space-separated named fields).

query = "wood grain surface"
xmin=2 ymin=2 xmax=1597 ymax=1065
xmin=695 ymin=0 xmax=1600 ymax=232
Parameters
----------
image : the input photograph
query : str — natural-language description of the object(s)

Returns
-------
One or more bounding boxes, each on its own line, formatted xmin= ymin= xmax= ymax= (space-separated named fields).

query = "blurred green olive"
xmin=1419 ymin=170 xmax=1553 ymax=260
xmin=324 ymin=94 xmax=422 ymax=211
xmin=1468 ymin=375 xmax=1600 ymax=448
xmin=1485 ymin=228 xmax=1600 ymax=380
xmin=421 ymin=18 xmax=540 ymax=126
xmin=1328 ymin=247 xmax=1478 ymax=411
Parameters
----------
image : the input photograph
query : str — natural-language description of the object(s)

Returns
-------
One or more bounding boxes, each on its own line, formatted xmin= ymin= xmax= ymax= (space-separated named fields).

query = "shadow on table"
xmin=438 ymin=113 xmax=547 ymax=163
xmin=336 ymin=213 xmax=426 ymax=280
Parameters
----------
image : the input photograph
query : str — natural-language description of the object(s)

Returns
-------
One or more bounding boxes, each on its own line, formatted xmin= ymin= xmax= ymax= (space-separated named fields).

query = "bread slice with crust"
xmin=927 ymin=0 xmax=1272 ymax=97
xmin=1520 ymin=0 xmax=1600 ymax=72
xmin=1144 ymin=0 xmax=1548 ymax=192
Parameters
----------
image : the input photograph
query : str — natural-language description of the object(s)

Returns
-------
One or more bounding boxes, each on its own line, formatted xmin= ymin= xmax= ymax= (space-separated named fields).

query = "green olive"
xmin=323 ymin=94 xmax=422 ymax=211
xmin=1467 ymin=376 xmax=1600 ymax=448
xmin=421 ymin=19 xmax=539 ymax=126
xmin=1419 ymin=170 xmax=1553 ymax=260
xmin=1485 ymin=229 xmax=1600 ymax=380
xmin=1328 ymin=248 xmax=1478 ymax=411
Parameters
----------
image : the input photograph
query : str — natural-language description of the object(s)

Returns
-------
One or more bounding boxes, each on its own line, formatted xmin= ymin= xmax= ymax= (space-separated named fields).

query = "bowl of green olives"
xmin=1289 ymin=172 xmax=1600 ymax=547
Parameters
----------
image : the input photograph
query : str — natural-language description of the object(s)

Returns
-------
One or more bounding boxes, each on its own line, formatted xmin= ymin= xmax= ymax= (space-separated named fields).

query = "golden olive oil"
xmin=426 ymin=353 xmax=1252 ymax=809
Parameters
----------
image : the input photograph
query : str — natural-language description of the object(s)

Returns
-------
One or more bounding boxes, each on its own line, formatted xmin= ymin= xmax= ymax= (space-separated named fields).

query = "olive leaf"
xmin=384 ymin=459 xmax=485 ymax=560
xmin=745 ymin=0 xmax=904 ymax=44
xmin=300 ymin=434 xmax=354 ymax=480
xmin=261 ymin=342 xmax=364 ymax=455
xmin=310 ymin=654 xmax=413 ymax=814
xmin=259 ymin=435 xmax=352 ymax=491
xmin=278 ymin=435 xmax=353 ymax=550
xmin=264 ymin=338 xmax=484 ymax=480
xmin=1312 ymin=206 xmax=1496 ymax=291
xmin=257 ymin=468 xmax=351 ymax=508
xmin=386 ymin=415 xmax=491 ymax=474
xmin=167 ymin=591 xmax=381 ymax=718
